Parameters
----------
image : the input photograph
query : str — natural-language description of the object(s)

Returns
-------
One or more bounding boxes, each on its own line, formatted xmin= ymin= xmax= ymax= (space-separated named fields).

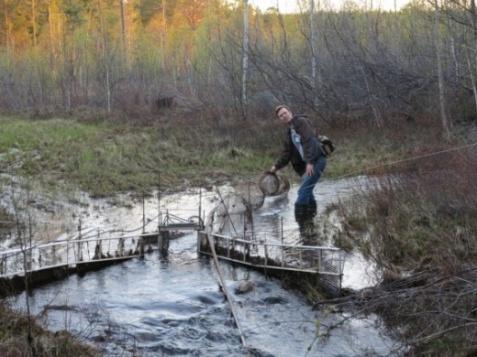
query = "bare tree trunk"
xmin=48 ymin=1 xmax=54 ymax=60
xmin=119 ymin=0 xmax=127 ymax=57
xmin=360 ymin=65 xmax=382 ymax=127
xmin=106 ymin=68 xmax=111 ymax=112
xmin=470 ymin=0 xmax=477 ymax=114
xmin=186 ymin=57 xmax=195 ymax=96
xmin=162 ymin=0 xmax=167 ymax=68
xmin=242 ymin=0 xmax=249 ymax=119
xmin=98 ymin=0 xmax=111 ymax=113
xmin=450 ymin=37 xmax=458 ymax=80
xmin=433 ymin=0 xmax=451 ymax=138
xmin=31 ymin=0 xmax=37 ymax=47
xmin=310 ymin=0 xmax=319 ymax=106
xmin=465 ymin=48 xmax=477 ymax=113
xmin=3 ymin=0 xmax=10 ymax=54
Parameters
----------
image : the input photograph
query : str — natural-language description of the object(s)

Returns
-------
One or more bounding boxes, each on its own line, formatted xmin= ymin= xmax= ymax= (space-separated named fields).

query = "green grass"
xmin=0 ymin=115 xmax=462 ymax=196
xmin=0 ymin=116 xmax=277 ymax=196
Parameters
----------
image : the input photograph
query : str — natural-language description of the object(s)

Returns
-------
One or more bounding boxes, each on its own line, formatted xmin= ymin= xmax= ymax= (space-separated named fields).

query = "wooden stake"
xmin=206 ymin=233 xmax=247 ymax=348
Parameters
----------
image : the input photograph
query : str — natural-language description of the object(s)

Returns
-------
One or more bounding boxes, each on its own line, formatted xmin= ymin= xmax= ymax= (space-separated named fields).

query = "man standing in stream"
xmin=269 ymin=104 xmax=326 ymax=216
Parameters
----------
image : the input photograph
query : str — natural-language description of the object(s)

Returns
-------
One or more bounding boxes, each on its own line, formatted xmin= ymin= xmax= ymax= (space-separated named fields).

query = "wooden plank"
xmin=205 ymin=233 xmax=247 ymax=348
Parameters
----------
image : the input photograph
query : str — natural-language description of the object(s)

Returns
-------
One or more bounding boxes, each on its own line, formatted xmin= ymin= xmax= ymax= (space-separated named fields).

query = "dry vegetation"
xmin=0 ymin=301 xmax=98 ymax=357
xmin=326 ymin=144 xmax=477 ymax=355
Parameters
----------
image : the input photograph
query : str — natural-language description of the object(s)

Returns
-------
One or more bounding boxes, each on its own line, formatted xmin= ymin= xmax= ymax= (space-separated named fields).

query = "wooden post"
xmin=196 ymin=232 xmax=201 ymax=254
xmin=158 ymin=232 xmax=163 ymax=256
xmin=139 ymin=237 xmax=145 ymax=258
xmin=319 ymin=249 xmax=322 ymax=273
xmin=77 ymin=218 xmax=83 ymax=262
xmin=264 ymin=234 xmax=268 ymax=267
xmin=94 ymin=230 xmax=101 ymax=260
xmin=142 ymin=193 xmax=146 ymax=234
xmin=198 ymin=188 xmax=202 ymax=228
xmin=339 ymin=269 xmax=343 ymax=292
xmin=157 ymin=190 xmax=161 ymax=256
xmin=107 ymin=239 xmax=111 ymax=256
xmin=52 ymin=245 xmax=57 ymax=264
xmin=157 ymin=183 xmax=162 ymax=231
xmin=281 ymin=217 xmax=284 ymax=267
xmin=159 ymin=230 xmax=170 ymax=257
xmin=118 ymin=237 xmax=124 ymax=257
xmin=26 ymin=248 xmax=33 ymax=270
xmin=86 ymin=241 xmax=90 ymax=261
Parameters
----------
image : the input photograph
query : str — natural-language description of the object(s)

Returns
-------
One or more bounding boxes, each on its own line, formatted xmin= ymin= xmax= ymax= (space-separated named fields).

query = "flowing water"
xmin=8 ymin=177 xmax=396 ymax=356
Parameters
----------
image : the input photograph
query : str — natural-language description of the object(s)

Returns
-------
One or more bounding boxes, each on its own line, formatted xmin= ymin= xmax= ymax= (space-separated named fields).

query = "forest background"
xmin=1 ymin=1 xmax=477 ymax=354
xmin=1 ymin=0 xmax=475 ymax=129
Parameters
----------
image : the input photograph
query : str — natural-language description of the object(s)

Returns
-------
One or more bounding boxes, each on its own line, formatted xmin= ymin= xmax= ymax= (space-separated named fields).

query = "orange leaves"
xmin=173 ymin=0 xmax=209 ymax=30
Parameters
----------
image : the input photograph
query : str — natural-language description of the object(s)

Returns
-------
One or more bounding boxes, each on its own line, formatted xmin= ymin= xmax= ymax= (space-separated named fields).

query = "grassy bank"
xmin=0 ymin=301 xmax=98 ymax=356
xmin=0 ymin=115 xmax=458 ymax=197
xmin=0 ymin=115 xmax=278 ymax=196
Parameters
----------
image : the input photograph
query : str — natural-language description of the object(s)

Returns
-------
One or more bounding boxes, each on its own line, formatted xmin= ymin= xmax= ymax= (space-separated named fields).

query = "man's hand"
xmin=270 ymin=165 xmax=277 ymax=173
xmin=305 ymin=163 xmax=314 ymax=176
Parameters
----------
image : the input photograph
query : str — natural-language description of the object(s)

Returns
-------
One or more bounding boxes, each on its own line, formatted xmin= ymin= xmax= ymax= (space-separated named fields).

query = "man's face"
xmin=277 ymin=108 xmax=293 ymax=124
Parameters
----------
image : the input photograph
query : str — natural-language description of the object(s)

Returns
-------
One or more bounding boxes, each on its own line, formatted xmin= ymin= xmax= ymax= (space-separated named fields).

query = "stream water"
xmin=7 ymin=177 xmax=396 ymax=356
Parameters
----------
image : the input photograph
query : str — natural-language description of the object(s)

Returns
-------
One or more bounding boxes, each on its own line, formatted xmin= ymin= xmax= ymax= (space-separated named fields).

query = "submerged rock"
xmin=263 ymin=296 xmax=287 ymax=304
xmin=234 ymin=280 xmax=255 ymax=295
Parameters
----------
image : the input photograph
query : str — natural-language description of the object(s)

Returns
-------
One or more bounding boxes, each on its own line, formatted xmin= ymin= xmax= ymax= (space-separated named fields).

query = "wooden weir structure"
xmin=198 ymin=232 xmax=344 ymax=293
xmin=0 ymin=207 xmax=203 ymax=294
xmin=0 ymin=191 xmax=346 ymax=295
xmin=198 ymin=232 xmax=344 ymax=277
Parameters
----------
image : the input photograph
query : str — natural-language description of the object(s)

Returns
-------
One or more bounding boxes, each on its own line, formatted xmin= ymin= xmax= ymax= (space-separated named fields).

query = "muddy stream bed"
xmin=2 ymin=176 xmax=396 ymax=356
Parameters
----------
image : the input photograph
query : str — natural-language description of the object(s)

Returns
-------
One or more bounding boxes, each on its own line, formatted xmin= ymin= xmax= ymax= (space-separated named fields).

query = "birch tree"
xmin=31 ymin=0 xmax=37 ymax=47
xmin=242 ymin=0 xmax=249 ymax=119
xmin=433 ymin=0 xmax=451 ymax=138
xmin=310 ymin=0 xmax=318 ymax=105
xmin=119 ymin=0 xmax=127 ymax=56
xmin=97 ymin=0 xmax=112 ymax=113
